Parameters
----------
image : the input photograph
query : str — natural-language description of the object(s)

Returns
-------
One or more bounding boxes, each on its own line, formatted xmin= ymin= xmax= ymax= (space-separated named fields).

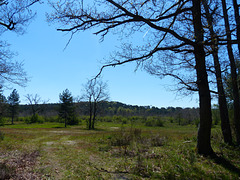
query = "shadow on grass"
xmin=211 ymin=153 xmax=240 ymax=176
xmin=80 ymin=128 xmax=107 ymax=132
xmin=51 ymin=126 xmax=107 ymax=131
xmin=53 ymin=126 xmax=66 ymax=129
xmin=4 ymin=123 xmax=13 ymax=126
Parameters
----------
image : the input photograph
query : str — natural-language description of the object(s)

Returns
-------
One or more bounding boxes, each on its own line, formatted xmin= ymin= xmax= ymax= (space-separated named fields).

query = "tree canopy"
xmin=0 ymin=0 xmax=39 ymax=88
xmin=48 ymin=0 xmax=240 ymax=155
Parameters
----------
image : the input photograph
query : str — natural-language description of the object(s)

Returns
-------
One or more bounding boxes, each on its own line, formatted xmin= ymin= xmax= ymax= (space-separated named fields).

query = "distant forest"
xmin=19 ymin=101 xmax=199 ymax=121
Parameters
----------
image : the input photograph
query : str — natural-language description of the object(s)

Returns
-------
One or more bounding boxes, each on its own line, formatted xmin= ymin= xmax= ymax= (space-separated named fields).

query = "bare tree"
xmin=202 ymin=0 xmax=232 ymax=144
xmin=0 ymin=43 xmax=28 ymax=87
xmin=0 ymin=0 xmax=40 ymax=88
xmin=231 ymin=0 xmax=240 ymax=145
xmin=49 ymin=0 xmax=216 ymax=155
xmin=221 ymin=0 xmax=240 ymax=145
xmin=25 ymin=93 xmax=48 ymax=123
xmin=0 ymin=0 xmax=39 ymax=33
xmin=82 ymin=79 xmax=109 ymax=130
xmin=0 ymin=86 xmax=7 ymax=121
xmin=232 ymin=0 xmax=240 ymax=54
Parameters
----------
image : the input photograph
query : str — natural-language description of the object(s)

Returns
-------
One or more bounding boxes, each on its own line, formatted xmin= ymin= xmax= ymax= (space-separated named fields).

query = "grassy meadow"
xmin=0 ymin=120 xmax=240 ymax=179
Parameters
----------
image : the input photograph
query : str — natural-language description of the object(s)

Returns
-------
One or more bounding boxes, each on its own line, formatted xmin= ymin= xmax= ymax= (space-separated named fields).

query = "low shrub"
xmin=37 ymin=115 xmax=45 ymax=124
xmin=29 ymin=114 xmax=45 ymax=124
xmin=168 ymin=117 xmax=174 ymax=123
xmin=155 ymin=119 xmax=164 ymax=127
xmin=145 ymin=119 xmax=155 ymax=127
xmin=30 ymin=114 xmax=39 ymax=123
xmin=98 ymin=145 xmax=112 ymax=152
xmin=194 ymin=118 xmax=200 ymax=128
xmin=0 ymin=131 xmax=4 ymax=141
xmin=110 ymin=131 xmax=132 ymax=147
xmin=24 ymin=116 xmax=31 ymax=124
xmin=151 ymin=134 xmax=167 ymax=147
xmin=98 ymin=116 xmax=113 ymax=122
xmin=44 ymin=116 xmax=59 ymax=122
xmin=145 ymin=117 xmax=164 ymax=127
xmin=112 ymin=115 xmax=122 ymax=123
xmin=0 ymin=117 xmax=5 ymax=126
xmin=57 ymin=116 xmax=79 ymax=125
xmin=22 ymin=114 xmax=45 ymax=124
xmin=132 ymin=154 xmax=153 ymax=178
xmin=68 ymin=117 xmax=79 ymax=125
xmin=17 ymin=117 xmax=25 ymax=122
xmin=122 ymin=118 xmax=128 ymax=124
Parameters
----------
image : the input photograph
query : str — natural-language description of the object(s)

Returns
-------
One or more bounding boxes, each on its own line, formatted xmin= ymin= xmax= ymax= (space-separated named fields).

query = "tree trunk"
xmin=232 ymin=0 xmax=240 ymax=54
xmin=89 ymin=99 xmax=92 ymax=130
xmin=92 ymin=101 xmax=97 ymax=130
xmin=222 ymin=0 xmax=240 ymax=145
xmin=11 ymin=111 xmax=14 ymax=125
xmin=11 ymin=106 xmax=14 ymax=125
xmin=232 ymin=0 xmax=240 ymax=144
xmin=202 ymin=0 xmax=232 ymax=144
xmin=192 ymin=0 xmax=214 ymax=155
xmin=213 ymin=49 xmax=233 ymax=144
xmin=64 ymin=112 xmax=67 ymax=128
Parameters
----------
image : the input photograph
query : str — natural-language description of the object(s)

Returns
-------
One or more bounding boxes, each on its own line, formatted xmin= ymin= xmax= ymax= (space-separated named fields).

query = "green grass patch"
xmin=0 ymin=122 xmax=239 ymax=179
xmin=2 ymin=122 xmax=68 ymax=129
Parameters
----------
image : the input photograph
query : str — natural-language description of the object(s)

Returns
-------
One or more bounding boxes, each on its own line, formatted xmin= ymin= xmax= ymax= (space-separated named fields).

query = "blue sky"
xmin=2 ymin=2 xmax=199 ymax=108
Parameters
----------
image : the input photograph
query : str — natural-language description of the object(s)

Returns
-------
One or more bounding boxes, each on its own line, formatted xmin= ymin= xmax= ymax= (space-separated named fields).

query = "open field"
xmin=0 ymin=122 xmax=240 ymax=179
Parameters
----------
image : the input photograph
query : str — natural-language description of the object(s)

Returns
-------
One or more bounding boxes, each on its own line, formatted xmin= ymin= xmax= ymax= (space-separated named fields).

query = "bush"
xmin=151 ymin=134 xmax=167 ymax=146
xmin=145 ymin=116 xmax=164 ymax=127
xmin=24 ymin=116 xmax=31 ymax=124
xmin=156 ymin=119 xmax=164 ymax=127
xmin=30 ymin=114 xmax=45 ymax=124
xmin=17 ymin=117 xmax=25 ymax=122
xmin=22 ymin=114 xmax=45 ymax=124
xmin=0 ymin=131 xmax=4 ymax=141
xmin=0 ymin=117 xmax=5 ymax=126
xmin=145 ymin=119 xmax=155 ymax=127
xmin=37 ymin=115 xmax=45 ymax=124
xmin=110 ymin=131 xmax=132 ymax=147
xmin=57 ymin=116 xmax=79 ymax=125
xmin=68 ymin=117 xmax=79 ymax=125
xmin=194 ymin=118 xmax=200 ymax=128
xmin=110 ymin=128 xmax=142 ymax=147
xmin=112 ymin=115 xmax=122 ymax=123
xmin=169 ymin=117 xmax=174 ymax=123
xmin=46 ymin=116 xmax=59 ymax=122
xmin=99 ymin=116 xmax=113 ymax=122
xmin=30 ymin=114 xmax=39 ymax=123
xmin=122 ymin=118 xmax=128 ymax=124
xmin=178 ymin=118 xmax=191 ymax=126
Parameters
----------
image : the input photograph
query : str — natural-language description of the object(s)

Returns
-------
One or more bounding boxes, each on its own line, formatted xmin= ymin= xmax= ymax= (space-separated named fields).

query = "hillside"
xmin=19 ymin=101 xmax=199 ymax=120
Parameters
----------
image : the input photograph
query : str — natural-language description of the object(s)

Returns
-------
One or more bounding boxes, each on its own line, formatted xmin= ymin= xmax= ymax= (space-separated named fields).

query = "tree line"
xmin=0 ymin=80 xmax=200 ymax=129
xmin=0 ymin=78 xmax=109 ymax=129
xmin=0 ymin=89 xmax=202 ymax=130
xmin=18 ymin=101 xmax=200 ymax=119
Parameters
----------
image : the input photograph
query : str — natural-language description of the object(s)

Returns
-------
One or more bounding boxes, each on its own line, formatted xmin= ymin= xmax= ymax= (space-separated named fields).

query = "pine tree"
xmin=8 ymin=89 xmax=20 ymax=125
xmin=59 ymin=89 xmax=77 ymax=128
